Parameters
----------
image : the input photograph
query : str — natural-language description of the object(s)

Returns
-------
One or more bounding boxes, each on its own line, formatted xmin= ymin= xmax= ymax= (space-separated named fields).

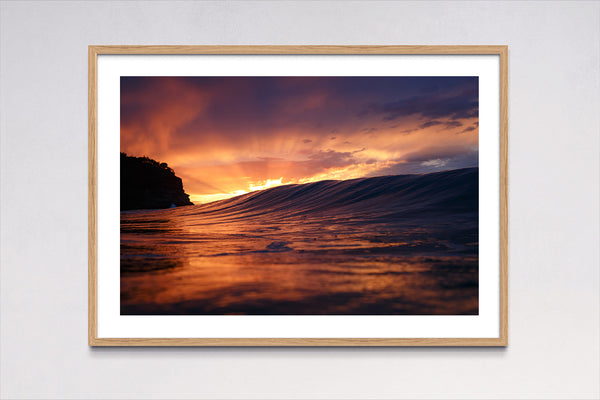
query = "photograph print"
xmin=119 ymin=76 xmax=479 ymax=316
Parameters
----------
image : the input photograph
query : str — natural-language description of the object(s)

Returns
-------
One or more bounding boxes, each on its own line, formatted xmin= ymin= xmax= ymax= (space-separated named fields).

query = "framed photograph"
xmin=89 ymin=45 xmax=508 ymax=346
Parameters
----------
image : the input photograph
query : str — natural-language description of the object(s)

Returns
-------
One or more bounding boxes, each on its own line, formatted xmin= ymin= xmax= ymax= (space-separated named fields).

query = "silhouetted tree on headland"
xmin=120 ymin=152 xmax=193 ymax=211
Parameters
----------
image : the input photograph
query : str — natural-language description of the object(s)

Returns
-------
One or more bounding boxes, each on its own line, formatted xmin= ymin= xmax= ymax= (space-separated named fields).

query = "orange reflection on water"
xmin=121 ymin=206 xmax=478 ymax=315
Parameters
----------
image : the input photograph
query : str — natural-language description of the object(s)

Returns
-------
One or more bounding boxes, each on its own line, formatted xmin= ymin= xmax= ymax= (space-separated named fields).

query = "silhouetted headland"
xmin=120 ymin=153 xmax=193 ymax=211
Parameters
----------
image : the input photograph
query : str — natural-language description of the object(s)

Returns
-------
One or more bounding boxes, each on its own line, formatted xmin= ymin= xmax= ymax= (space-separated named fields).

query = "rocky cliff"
xmin=120 ymin=153 xmax=193 ymax=211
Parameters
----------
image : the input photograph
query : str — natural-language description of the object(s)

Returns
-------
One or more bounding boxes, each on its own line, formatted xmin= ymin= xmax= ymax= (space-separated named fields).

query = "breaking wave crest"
xmin=165 ymin=167 xmax=478 ymax=223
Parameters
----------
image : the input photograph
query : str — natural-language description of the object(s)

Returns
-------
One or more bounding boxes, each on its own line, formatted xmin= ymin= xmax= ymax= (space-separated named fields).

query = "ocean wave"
xmin=166 ymin=167 xmax=478 ymax=223
xmin=120 ymin=168 xmax=479 ymax=315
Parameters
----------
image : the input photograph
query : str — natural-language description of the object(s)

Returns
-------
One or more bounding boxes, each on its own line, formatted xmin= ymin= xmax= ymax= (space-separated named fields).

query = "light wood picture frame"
xmin=89 ymin=45 xmax=508 ymax=346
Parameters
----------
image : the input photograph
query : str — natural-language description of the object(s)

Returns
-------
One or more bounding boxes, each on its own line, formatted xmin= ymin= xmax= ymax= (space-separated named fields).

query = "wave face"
xmin=121 ymin=168 xmax=479 ymax=315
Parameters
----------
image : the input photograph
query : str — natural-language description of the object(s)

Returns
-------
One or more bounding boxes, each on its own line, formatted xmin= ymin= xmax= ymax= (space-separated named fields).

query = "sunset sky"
xmin=121 ymin=76 xmax=478 ymax=204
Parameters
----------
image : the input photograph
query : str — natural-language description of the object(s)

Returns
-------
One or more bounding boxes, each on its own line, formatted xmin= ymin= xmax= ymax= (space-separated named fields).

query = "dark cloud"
xmin=302 ymin=139 xmax=313 ymax=144
xmin=414 ymin=119 xmax=463 ymax=132
xmin=444 ymin=120 xmax=463 ymax=129
xmin=363 ymin=79 xmax=478 ymax=123
xmin=420 ymin=120 xmax=444 ymax=129
xmin=401 ymin=144 xmax=475 ymax=163
xmin=368 ymin=146 xmax=478 ymax=176
xmin=459 ymin=126 xmax=477 ymax=134
xmin=307 ymin=149 xmax=355 ymax=168
xmin=361 ymin=127 xmax=378 ymax=134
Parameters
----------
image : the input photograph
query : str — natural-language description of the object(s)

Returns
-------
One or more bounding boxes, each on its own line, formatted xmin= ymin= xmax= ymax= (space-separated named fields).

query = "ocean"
xmin=120 ymin=167 xmax=479 ymax=315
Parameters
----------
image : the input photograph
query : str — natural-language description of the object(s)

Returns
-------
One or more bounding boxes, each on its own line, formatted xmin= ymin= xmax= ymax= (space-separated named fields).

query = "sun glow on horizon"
xmin=191 ymin=177 xmax=289 ymax=204
xmin=190 ymin=190 xmax=247 ymax=204
xmin=249 ymin=178 xmax=284 ymax=191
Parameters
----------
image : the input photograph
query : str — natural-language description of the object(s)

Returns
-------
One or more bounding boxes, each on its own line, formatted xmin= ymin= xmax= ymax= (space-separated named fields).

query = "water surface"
xmin=121 ymin=168 xmax=478 ymax=315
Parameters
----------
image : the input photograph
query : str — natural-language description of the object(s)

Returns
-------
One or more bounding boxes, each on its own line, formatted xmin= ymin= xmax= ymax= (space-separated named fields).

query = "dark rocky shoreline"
xmin=120 ymin=153 xmax=193 ymax=211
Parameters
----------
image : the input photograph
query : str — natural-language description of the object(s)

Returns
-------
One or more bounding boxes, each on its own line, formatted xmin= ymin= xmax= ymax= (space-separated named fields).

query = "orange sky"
xmin=121 ymin=77 xmax=478 ymax=204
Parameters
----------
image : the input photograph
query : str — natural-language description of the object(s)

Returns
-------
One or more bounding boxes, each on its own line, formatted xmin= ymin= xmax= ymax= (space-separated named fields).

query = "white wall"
xmin=1 ymin=1 xmax=598 ymax=399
